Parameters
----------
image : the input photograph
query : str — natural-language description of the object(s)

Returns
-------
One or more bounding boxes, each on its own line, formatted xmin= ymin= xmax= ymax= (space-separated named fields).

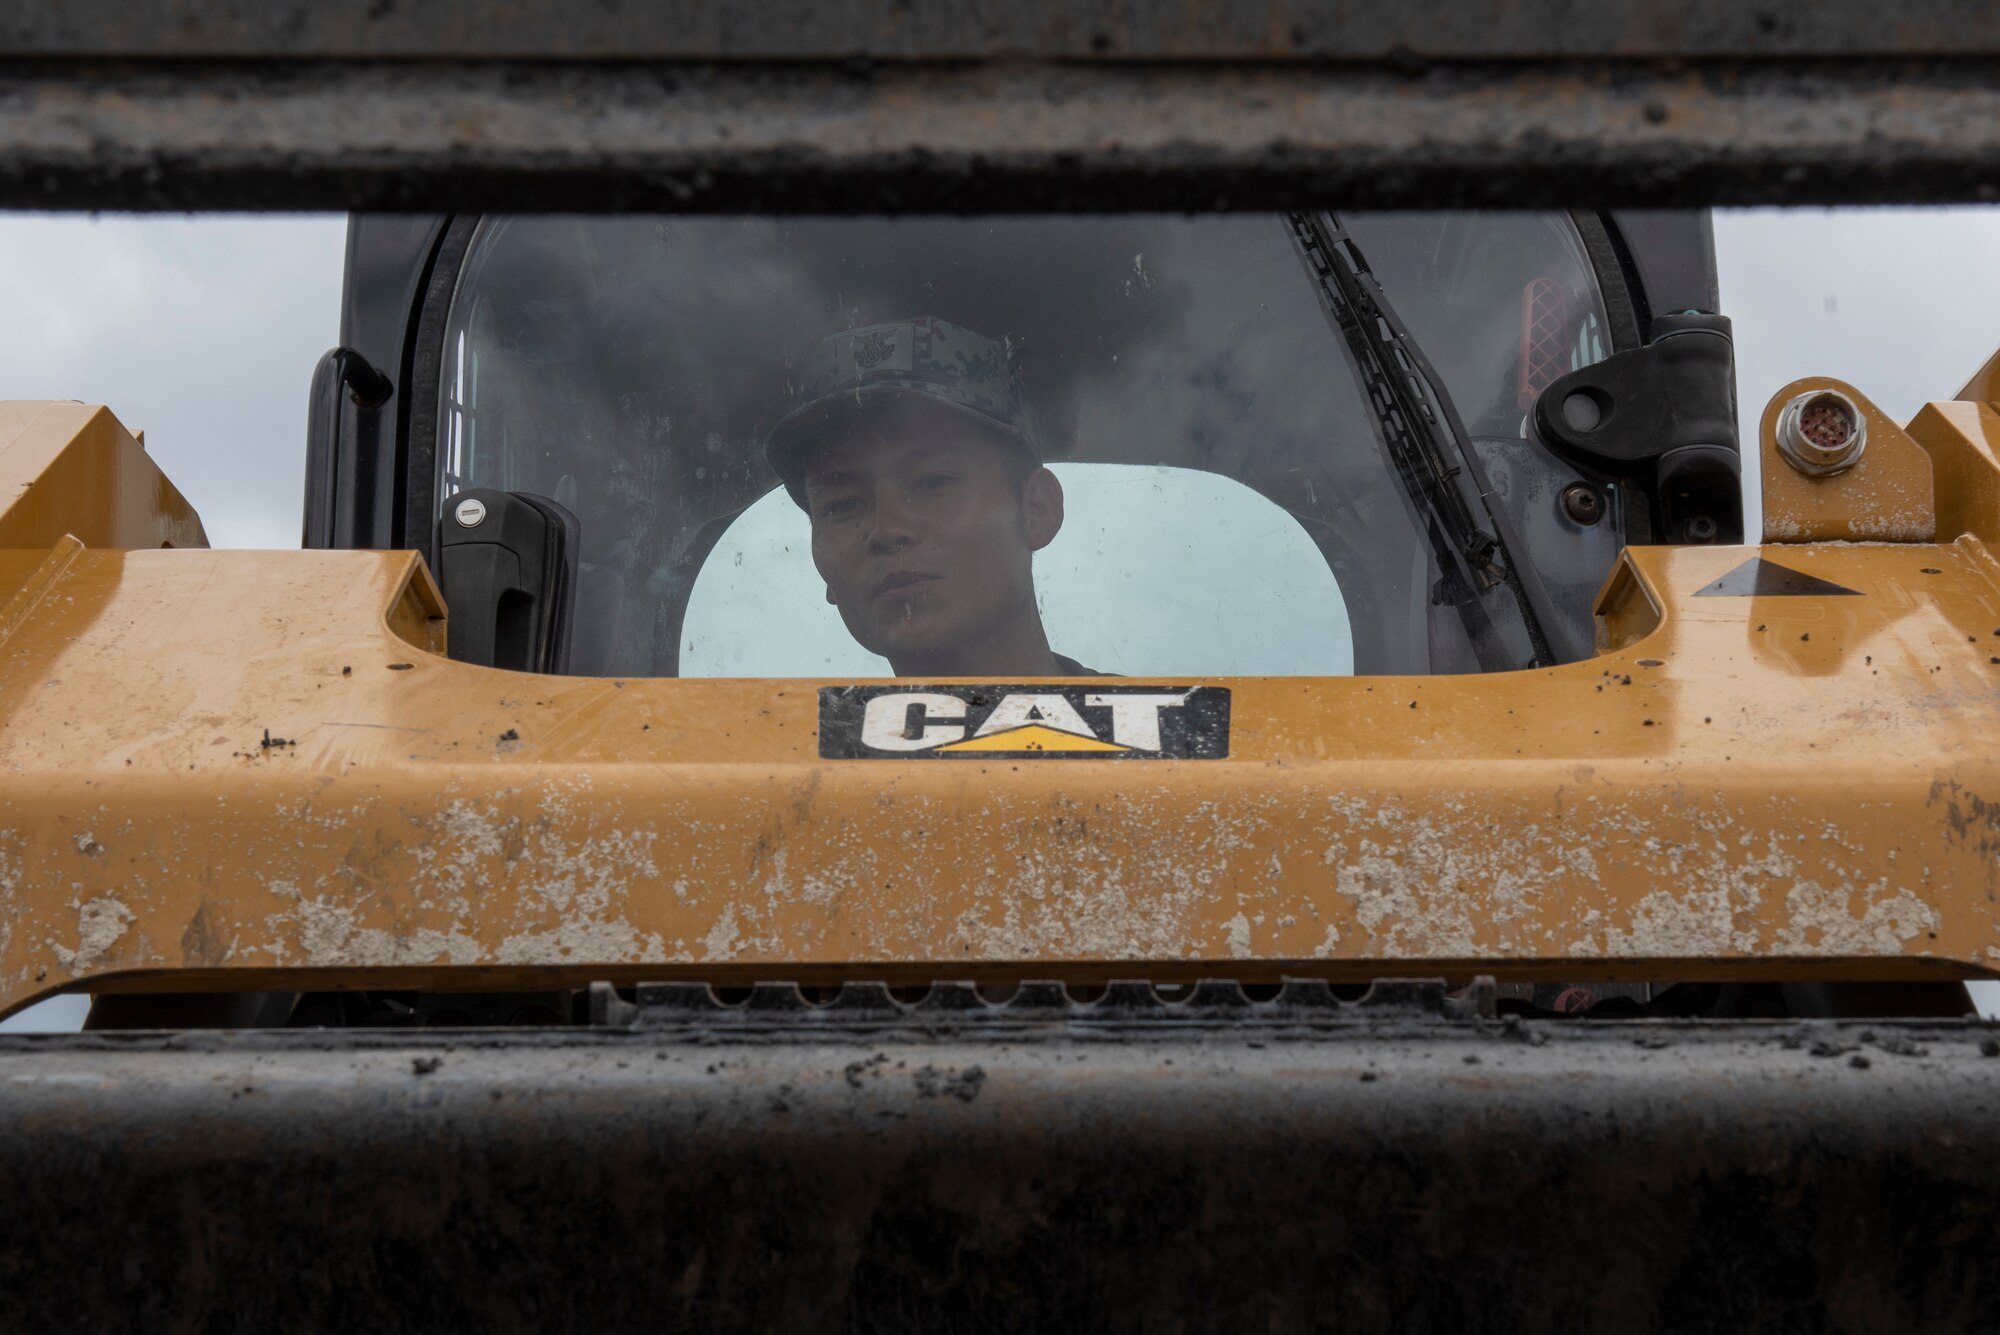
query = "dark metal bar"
xmin=9 ymin=0 xmax=2000 ymax=210
xmin=10 ymin=0 xmax=2000 ymax=61
xmin=10 ymin=58 xmax=2000 ymax=212
xmin=5 ymin=1015 xmax=2000 ymax=1331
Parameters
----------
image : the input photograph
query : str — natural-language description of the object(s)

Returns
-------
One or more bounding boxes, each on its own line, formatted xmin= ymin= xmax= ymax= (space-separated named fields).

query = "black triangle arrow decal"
xmin=1694 ymin=557 xmax=1863 ymax=598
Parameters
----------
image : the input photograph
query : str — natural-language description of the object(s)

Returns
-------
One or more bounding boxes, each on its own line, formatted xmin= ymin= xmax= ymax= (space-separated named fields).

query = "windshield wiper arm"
xmin=1286 ymin=211 xmax=1556 ymax=671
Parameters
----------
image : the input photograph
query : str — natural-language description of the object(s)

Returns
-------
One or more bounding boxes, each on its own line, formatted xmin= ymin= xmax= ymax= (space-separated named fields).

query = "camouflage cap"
xmin=764 ymin=316 xmax=1044 ymax=508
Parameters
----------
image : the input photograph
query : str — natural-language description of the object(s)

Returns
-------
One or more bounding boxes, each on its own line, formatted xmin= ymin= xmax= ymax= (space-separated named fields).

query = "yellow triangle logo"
xmin=935 ymin=723 xmax=1130 ymax=754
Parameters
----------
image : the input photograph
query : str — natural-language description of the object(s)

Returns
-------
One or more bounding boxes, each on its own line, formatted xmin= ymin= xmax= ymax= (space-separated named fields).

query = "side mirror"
xmin=437 ymin=489 xmax=579 ymax=674
xmin=302 ymin=347 xmax=393 ymax=549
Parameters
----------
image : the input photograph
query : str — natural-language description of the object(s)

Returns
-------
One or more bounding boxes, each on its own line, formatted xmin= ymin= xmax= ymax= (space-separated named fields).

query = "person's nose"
xmin=865 ymin=482 xmax=919 ymax=555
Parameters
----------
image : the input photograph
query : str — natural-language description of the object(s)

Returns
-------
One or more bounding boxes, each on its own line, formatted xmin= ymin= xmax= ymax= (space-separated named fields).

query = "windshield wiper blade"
xmin=1286 ymin=211 xmax=1556 ymax=670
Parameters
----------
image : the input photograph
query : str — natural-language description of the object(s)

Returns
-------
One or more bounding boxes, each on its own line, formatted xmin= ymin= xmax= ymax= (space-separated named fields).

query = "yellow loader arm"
xmin=5 ymin=387 xmax=2000 ymax=1017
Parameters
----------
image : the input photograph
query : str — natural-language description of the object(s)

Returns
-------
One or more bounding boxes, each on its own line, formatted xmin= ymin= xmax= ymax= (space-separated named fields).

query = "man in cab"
xmin=763 ymin=316 xmax=1099 ymax=678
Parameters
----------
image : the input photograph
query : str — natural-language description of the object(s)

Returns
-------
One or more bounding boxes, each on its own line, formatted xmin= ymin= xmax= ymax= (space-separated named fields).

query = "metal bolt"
xmin=454 ymin=497 xmax=487 ymax=528
xmin=1559 ymin=482 xmax=1604 ymax=526
xmin=1776 ymin=388 xmax=1867 ymax=476
xmin=1686 ymin=515 xmax=1718 ymax=543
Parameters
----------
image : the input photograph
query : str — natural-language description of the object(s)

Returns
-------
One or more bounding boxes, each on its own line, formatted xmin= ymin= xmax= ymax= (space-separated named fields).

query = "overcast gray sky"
xmin=2 ymin=208 xmax=1995 ymax=1027
xmin=0 ymin=214 xmax=345 ymax=549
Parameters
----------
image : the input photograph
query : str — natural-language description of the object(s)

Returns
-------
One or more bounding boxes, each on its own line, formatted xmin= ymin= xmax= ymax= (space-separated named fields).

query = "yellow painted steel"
xmin=0 ymin=401 xmax=207 ymax=551
xmin=1908 ymin=398 xmax=2000 ymax=545
xmin=1955 ymin=344 xmax=2000 ymax=407
xmin=3 ymin=400 xmax=2000 ymax=1017
xmin=1759 ymin=377 xmax=1937 ymax=543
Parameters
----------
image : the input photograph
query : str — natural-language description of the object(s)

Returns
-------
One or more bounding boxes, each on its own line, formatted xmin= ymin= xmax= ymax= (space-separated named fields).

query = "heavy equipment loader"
xmin=9 ymin=3 xmax=2000 ymax=1330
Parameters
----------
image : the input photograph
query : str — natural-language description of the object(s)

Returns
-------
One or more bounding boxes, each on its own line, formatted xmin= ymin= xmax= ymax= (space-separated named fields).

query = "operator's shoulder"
xmin=1053 ymin=653 xmax=1113 ymax=677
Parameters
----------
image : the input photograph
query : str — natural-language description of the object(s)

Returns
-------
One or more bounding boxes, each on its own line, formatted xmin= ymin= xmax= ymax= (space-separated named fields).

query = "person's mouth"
xmin=873 ymin=571 xmax=939 ymax=599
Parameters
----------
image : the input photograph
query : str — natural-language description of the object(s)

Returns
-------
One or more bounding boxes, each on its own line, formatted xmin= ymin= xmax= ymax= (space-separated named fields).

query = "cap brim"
xmin=764 ymin=383 xmax=1036 ymax=508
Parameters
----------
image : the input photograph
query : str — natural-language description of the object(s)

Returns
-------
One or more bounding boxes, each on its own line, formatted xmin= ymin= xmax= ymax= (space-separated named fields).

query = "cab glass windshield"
xmin=437 ymin=213 xmax=1614 ymax=678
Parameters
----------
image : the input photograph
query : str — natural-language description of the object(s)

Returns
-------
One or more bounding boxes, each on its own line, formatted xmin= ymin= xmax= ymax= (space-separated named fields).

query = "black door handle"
xmin=437 ymin=489 xmax=579 ymax=674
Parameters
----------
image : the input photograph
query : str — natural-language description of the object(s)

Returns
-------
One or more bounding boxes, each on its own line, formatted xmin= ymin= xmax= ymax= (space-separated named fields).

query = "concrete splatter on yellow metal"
xmin=2 ymin=399 xmax=2000 ymax=1016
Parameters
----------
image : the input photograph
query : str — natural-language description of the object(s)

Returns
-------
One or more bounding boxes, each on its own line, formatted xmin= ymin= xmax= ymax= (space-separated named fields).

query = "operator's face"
xmin=804 ymin=402 xmax=1061 ymax=667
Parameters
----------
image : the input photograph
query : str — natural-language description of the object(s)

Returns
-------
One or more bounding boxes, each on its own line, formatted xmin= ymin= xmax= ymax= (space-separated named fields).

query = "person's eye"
xmin=911 ymin=472 xmax=960 ymax=495
xmin=815 ymin=495 xmax=864 ymax=520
